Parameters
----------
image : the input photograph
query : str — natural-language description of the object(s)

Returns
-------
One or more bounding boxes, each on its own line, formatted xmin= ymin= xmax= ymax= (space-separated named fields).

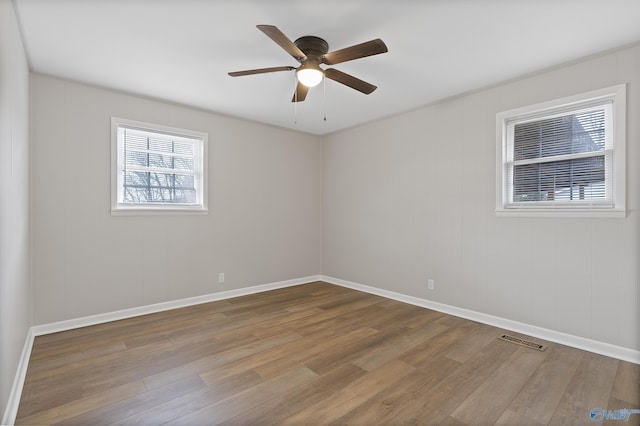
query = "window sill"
xmin=496 ymin=208 xmax=626 ymax=219
xmin=111 ymin=207 xmax=208 ymax=216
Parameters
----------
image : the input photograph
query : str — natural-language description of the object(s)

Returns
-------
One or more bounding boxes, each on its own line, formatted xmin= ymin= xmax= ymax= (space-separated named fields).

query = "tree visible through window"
xmin=122 ymin=130 xmax=197 ymax=204
xmin=111 ymin=118 xmax=207 ymax=213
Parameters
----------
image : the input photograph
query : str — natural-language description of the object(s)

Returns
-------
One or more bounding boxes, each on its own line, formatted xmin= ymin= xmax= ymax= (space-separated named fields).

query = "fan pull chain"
xmin=293 ymin=74 xmax=298 ymax=125
xmin=323 ymin=78 xmax=327 ymax=122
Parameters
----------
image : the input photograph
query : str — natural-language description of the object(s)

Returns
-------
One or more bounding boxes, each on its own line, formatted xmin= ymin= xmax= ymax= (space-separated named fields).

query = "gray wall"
xmin=322 ymin=45 xmax=640 ymax=352
xmin=31 ymin=74 xmax=322 ymax=324
xmin=0 ymin=0 xmax=31 ymax=415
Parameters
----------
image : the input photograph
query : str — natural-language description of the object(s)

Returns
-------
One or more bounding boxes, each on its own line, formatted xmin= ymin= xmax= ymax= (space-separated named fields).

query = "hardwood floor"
xmin=15 ymin=282 xmax=639 ymax=425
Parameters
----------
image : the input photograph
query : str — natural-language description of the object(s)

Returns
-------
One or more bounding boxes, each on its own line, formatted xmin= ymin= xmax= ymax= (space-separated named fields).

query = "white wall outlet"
xmin=218 ymin=273 xmax=225 ymax=284
xmin=428 ymin=279 xmax=435 ymax=290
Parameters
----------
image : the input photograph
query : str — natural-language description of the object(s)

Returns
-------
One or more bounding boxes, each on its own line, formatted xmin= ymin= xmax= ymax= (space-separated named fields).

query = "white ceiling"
xmin=14 ymin=0 xmax=640 ymax=135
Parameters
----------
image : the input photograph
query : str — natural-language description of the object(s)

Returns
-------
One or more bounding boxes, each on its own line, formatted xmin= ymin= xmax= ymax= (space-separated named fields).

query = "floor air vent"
xmin=497 ymin=334 xmax=547 ymax=351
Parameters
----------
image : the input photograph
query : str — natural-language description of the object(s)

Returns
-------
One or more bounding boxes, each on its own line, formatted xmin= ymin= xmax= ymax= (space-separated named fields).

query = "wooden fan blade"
xmin=324 ymin=68 xmax=377 ymax=94
xmin=323 ymin=39 xmax=388 ymax=65
xmin=228 ymin=66 xmax=295 ymax=77
xmin=291 ymin=81 xmax=309 ymax=102
xmin=257 ymin=25 xmax=306 ymax=61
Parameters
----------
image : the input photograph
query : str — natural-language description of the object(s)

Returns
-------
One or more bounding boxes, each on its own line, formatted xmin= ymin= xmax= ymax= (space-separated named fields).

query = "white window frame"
xmin=496 ymin=84 xmax=626 ymax=218
xmin=111 ymin=117 xmax=208 ymax=215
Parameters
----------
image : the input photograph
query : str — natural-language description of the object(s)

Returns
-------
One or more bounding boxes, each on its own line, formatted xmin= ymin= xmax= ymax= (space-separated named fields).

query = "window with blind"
xmin=111 ymin=118 xmax=208 ymax=214
xmin=496 ymin=85 xmax=626 ymax=218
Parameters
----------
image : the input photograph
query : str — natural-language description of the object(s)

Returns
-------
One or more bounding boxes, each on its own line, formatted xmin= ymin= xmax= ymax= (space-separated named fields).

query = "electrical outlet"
xmin=428 ymin=279 xmax=434 ymax=290
xmin=218 ymin=273 xmax=225 ymax=284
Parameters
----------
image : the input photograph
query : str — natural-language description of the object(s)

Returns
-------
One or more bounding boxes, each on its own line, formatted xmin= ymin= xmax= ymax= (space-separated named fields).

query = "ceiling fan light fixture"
xmin=296 ymin=66 xmax=324 ymax=88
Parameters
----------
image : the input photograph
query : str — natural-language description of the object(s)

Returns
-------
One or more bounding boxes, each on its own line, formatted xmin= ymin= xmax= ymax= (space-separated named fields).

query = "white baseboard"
xmin=1 ymin=328 xmax=35 ymax=426
xmin=321 ymin=275 xmax=640 ymax=365
xmin=32 ymin=275 xmax=322 ymax=336
xmin=2 ymin=275 xmax=321 ymax=425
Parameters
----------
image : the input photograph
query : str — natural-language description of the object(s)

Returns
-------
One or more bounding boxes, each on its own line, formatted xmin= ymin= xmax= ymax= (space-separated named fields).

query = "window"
xmin=496 ymin=84 xmax=626 ymax=218
xmin=111 ymin=117 xmax=208 ymax=214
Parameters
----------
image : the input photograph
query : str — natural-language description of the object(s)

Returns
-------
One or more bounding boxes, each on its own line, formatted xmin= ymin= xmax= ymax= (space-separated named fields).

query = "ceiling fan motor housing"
xmin=294 ymin=36 xmax=329 ymax=60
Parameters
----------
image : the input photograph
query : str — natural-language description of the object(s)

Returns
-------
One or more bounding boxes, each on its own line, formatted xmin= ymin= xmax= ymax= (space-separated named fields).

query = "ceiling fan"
xmin=228 ymin=25 xmax=388 ymax=102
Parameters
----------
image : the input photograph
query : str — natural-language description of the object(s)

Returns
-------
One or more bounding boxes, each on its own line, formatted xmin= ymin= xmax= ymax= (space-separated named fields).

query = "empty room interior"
xmin=1 ymin=1 xmax=640 ymax=424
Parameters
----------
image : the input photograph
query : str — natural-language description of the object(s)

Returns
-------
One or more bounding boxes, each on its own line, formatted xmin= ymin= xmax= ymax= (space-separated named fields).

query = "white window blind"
xmin=496 ymin=85 xmax=626 ymax=218
xmin=111 ymin=118 xmax=207 ymax=213
xmin=506 ymin=103 xmax=612 ymax=207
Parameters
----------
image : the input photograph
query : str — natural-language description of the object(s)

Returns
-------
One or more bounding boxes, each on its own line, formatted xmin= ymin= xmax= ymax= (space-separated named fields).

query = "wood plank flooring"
xmin=15 ymin=282 xmax=640 ymax=425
